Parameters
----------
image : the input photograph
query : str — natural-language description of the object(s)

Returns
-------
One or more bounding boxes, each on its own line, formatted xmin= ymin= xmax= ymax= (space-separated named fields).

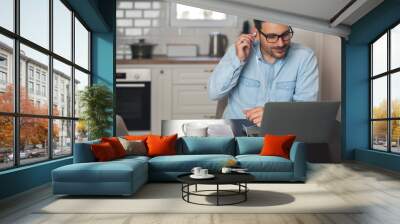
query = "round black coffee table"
xmin=177 ymin=173 xmax=255 ymax=206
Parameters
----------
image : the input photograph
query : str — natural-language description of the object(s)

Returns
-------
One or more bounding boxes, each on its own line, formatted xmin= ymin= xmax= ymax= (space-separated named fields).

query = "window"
xmin=0 ymin=0 xmax=14 ymax=32
xmin=0 ymin=35 xmax=13 ymax=112
xmin=170 ymin=3 xmax=237 ymax=27
xmin=20 ymin=0 xmax=49 ymax=49
xmin=74 ymin=18 xmax=89 ymax=70
xmin=53 ymin=0 xmax=72 ymax=60
xmin=28 ymin=67 xmax=34 ymax=80
xmin=370 ymin=23 xmax=400 ymax=154
xmin=0 ymin=0 xmax=91 ymax=170
xmin=53 ymin=59 xmax=72 ymax=117
xmin=28 ymin=81 xmax=34 ymax=94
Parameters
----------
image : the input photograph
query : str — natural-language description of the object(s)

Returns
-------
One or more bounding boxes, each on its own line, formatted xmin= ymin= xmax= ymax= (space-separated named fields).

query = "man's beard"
xmin=265 ymin=45 xmax=289 ymax=59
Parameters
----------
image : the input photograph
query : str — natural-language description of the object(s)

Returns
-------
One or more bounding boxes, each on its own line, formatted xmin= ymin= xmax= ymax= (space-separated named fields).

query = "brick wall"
xmin=116 ymin=0 xmax=243 ymax=59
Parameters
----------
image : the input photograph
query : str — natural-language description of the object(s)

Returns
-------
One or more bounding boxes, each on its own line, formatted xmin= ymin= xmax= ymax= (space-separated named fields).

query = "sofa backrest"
xmin=235 ymin=137 xmax=263 ymax=155
xmin=177 ymin=137 xmax=236 ymax=155
xmin=73 ymin=139 xmax=100 ymax=163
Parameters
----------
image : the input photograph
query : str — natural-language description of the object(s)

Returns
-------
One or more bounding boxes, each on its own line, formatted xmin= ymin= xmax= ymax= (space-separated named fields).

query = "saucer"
xmin=190 ymin=174 xmax=215 ymax=179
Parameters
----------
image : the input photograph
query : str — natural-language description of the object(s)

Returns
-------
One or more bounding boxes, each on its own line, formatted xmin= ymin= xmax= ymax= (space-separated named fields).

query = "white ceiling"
xmin=225 ymin=0 xmax=352 ymax=21
xmin=174 ymin=0 xmax=384 ymax=37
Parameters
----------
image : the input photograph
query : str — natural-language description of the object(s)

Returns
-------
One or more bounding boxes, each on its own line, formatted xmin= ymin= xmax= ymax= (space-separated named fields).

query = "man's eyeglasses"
xmin=257 ymin=26 xmax=294 ymax=43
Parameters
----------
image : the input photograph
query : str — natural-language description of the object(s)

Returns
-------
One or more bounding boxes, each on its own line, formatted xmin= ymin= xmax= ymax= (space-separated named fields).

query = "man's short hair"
xmin=253 ymin=19 xmax=264 ymax=31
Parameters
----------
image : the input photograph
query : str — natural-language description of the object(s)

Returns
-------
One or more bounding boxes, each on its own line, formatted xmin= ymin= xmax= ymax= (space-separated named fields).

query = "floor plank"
xmin=1 ymin=162 xmax=400 ymax=224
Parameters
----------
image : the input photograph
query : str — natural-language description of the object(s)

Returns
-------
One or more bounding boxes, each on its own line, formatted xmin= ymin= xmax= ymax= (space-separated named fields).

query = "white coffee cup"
xmin=221 ymin=167 xmax=232 ymax=174
xmin=182 ymin=122 xmax=208 ymax=137
xmin=199 ymin=169 xmax=208 ymax=176
xmin=191 ymin=167 xmax=202 ymax=176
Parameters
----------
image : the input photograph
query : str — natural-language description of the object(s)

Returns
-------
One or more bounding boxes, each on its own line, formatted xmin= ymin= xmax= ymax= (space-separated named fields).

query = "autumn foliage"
xmin=0 ymin=84 xmax=59 ymax=151
xmin=372 ymin=99 xmax=400 ymax=142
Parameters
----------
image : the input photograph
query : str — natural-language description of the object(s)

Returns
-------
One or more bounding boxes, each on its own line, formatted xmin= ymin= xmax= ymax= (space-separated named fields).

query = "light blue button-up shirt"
xmin=208 ymin=41 xmax=319 ymax=119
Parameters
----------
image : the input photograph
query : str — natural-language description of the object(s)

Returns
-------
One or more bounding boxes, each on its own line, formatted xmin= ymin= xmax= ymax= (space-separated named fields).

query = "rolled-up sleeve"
xmin=208 ymin=45 xmax=245 ymax=101
xmin=293 ymin=51 xmax=319 ymax=102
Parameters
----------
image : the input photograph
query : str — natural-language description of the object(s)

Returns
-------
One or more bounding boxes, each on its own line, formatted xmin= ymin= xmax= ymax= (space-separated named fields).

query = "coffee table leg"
xmin=217 ymin=184 xmax=219 ymax=206
xmin=195 ymin=184 xmax=198 ymax=192
xmin=245 ymin=183 xmax=247 ymax=201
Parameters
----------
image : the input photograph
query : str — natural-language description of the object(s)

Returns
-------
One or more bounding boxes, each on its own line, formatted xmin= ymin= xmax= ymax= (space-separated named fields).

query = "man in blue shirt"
xmin=208 ymin=20 xmax=319 ymax=126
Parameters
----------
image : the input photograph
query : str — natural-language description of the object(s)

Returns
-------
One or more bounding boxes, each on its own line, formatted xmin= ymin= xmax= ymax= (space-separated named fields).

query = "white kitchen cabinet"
xmin=172 ymin=85 xmax=217 ymax=115
xmin=172 ymin=67 xmax=214 ymax=84
xmin=151 ymin=67 xmax=172 ymax=135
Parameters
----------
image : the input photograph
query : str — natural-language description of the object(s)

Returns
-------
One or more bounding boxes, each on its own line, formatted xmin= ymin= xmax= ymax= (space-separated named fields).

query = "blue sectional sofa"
xmin=52 ymin=137 xmax=307 ymax=196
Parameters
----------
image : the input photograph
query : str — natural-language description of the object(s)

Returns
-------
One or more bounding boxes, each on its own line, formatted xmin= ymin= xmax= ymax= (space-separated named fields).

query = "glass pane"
xmin=74 ymin=69 xmax=89 ymax=118
xmin=176 ymin=4 xmax=226 ymax=20
xmin=391 ymin=72 xmax=400 ymax=118
xmin=372 ymin=121 xmax=388 ymax=151
xmin=20 ymin=117 xmax=49 ymax=165
xmin=75 ymin=18 xmax=89 ymax=70
xmin=20 ymin=0 xmax=49 ymax=49
xmin=53 ymin=0 xmax=72 ymax=60
xmin=75 ymin=120 xmax=88 ymax=143
xmin=0 ymin=35 xmax=14 ymax=112
xmin=0 ymin=116 xmax=14 ymax=170
xmin=53 ymin=119 xmax=72 ymax=158
xmin=20 ymin=44 xmax=49 ymax=115
xmin=391 ymin=120 xmax=400 ymax=153
xmin=372 ymin=33 xmax=387 ymax=76
xmin=0 ymin=0 xmax=14 ymax=31
xmin=53 ymin=59 xmax=72 ymax=117
xmin=391 ymin=24 xmax=400 ymax=70
xmin=372 ymin=77 xmax=387 ymax=119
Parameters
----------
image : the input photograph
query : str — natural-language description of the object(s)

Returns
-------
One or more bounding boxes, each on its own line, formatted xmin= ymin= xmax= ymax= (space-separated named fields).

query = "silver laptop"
xmin=259 ymin=102 xmax=340 ymax=143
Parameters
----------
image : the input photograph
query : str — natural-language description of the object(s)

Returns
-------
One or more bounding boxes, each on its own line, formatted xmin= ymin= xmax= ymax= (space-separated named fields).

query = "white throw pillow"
xmin=118 ymin=137 xmax=147 ymax=156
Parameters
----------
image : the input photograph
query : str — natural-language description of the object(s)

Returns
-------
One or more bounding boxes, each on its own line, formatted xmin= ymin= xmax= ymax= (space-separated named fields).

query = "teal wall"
xmin=343 ymin=0 xmax=400 ymax=171
xmin=0 ymin=0 xmax=115 ymax=200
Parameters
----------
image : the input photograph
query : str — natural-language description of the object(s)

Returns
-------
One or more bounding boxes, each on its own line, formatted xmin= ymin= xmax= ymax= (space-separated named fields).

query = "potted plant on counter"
xmin=79 ymin=84 xmax=113 ymax=140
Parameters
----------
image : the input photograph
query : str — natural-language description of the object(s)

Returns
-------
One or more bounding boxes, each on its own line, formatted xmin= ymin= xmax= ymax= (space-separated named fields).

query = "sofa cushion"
xmin=118 ymin=137 xmax=147 ymax=156
xmin=147 ymin=134 xmax=178 ymax=157
xmin=260 ymin=134 xmax=296 ymax=159
xmin=236 ymin=155 xmax=293 ymax=172
xmin=178 ymin=137 xmax=235 ymax=155
xmin=91 ymin=142 xmax=118 ymax=161
xmin=53 ymin=158 xmax=147 ymax=183
xmin=149 ymin=154 xmax=235 ymax=172
xmin=235 ymin=137 xmax=263 ymax=155
xmin=101 ymin=137 xmax=127 ymax=158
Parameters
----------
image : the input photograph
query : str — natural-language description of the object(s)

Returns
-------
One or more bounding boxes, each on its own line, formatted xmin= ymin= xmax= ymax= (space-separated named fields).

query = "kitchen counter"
xmin=117 ymin=56 xmax=221 ymax=65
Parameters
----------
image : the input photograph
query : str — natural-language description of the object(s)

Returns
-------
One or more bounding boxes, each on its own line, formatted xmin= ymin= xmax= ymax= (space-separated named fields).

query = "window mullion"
xmin=71 ymin=10 xmax=76 ymax=153
xmin=388 ymin=30 xmax=391 ymax=152
xmin=48 ymin=0 xmax=54 ymax=160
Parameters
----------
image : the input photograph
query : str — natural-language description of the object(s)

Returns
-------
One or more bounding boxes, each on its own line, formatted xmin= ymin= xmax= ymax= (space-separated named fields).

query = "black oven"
xmin=116 ymin=69 xmax=151 ymax=131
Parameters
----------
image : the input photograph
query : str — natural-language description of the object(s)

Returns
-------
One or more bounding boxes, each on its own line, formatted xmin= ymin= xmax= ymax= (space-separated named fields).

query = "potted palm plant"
xmin=79 ymin=84 xmax=113 ymax=140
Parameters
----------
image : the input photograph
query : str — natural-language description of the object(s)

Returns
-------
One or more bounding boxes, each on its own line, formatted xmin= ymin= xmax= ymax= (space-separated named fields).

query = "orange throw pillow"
xmin=146 ymin=134 xmax=177 ymax=157
xmin=101 ymin=137 xmax=127 ymax=158
xmin=260 ymin=134 xmax=296 ymax=159
xmin=91 ymin=142 xmax=117 ymax=161
xmin=124 ymin=135 xmax=148 ymax=141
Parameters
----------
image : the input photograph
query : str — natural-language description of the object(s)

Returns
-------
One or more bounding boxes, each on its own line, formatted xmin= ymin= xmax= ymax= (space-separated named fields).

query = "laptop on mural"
xmin=259 ymin=102 xmax=340 ymax=143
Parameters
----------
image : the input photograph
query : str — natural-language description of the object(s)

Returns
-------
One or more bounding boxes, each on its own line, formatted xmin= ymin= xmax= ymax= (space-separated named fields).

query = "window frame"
xmin=369 ymin=20 xmax=400 ymax=154
xmin=170 ymin=2 xmax=237 ymax=27
xmin=0 ymin=0 xmax=92 ymax=171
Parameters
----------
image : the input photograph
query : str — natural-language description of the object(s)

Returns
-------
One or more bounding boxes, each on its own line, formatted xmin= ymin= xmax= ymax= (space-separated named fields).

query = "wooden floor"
xmin=1 ymin=162 xmax=400 ymax=224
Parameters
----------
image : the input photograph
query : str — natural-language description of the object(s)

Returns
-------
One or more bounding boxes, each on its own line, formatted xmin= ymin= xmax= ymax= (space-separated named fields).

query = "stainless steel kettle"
xmin=209 ymin=32 xmax=228 ymax=57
